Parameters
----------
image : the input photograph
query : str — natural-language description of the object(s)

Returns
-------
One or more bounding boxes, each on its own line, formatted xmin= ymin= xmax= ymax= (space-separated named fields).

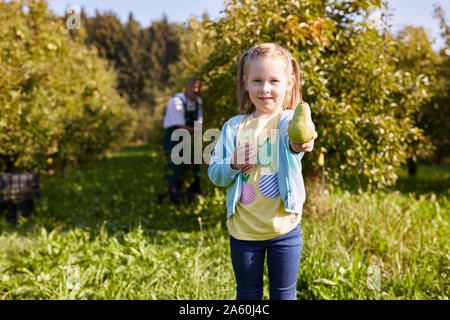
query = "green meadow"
xmin=0 ymin=145 xmax=448 ymax=299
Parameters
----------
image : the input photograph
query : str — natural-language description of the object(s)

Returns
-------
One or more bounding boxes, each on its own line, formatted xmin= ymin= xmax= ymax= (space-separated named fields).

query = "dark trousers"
xmin=162 ymin=127 xmax=201 ymax=188
xmin=229 ymin=223 xmax=303 ymax=300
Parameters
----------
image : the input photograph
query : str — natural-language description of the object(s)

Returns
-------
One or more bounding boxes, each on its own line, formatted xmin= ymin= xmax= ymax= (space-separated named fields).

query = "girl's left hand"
xmin=289 ymin=130 xmax=318 ymax=153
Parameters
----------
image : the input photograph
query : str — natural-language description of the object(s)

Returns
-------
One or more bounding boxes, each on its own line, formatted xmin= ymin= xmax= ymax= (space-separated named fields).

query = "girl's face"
xmin=244 ymin=56 xmax=294 ymax=118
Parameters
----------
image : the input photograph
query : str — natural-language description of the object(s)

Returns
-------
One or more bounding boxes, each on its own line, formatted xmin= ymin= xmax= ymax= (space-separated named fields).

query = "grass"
xmin=0 ymin=145 xmax=448 ymax=299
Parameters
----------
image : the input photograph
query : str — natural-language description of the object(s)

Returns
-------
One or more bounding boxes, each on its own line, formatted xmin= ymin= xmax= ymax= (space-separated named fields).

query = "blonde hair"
xmin=237 ymin=43 xmax=303 ymax=114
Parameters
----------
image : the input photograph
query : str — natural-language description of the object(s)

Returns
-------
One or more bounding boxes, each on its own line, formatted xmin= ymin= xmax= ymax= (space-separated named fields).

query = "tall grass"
xmin=0 ymin=145 xmax=448 ymax=299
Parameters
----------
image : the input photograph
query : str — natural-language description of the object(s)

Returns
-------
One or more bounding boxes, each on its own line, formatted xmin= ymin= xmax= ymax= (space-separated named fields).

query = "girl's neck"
xmin=252 ymin=107 xmax=282 ymax=119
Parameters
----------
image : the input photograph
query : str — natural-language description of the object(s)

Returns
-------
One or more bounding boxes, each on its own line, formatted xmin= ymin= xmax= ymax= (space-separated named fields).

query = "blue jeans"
xmin=229 ymin=223 xmax=303 ymax=300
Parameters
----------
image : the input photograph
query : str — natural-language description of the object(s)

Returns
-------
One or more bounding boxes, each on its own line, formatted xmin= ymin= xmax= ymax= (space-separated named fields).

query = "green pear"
xmin=287 ymin=102 xmax=315 ymax=144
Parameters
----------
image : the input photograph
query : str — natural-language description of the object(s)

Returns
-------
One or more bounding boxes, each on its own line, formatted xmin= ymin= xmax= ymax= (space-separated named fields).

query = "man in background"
xmin=158 ymin=78 xmax=205 ymax=204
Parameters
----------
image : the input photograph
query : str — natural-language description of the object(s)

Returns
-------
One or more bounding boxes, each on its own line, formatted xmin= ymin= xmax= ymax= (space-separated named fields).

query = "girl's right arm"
xmin=207 ymin=121 xmax=242 ymax=187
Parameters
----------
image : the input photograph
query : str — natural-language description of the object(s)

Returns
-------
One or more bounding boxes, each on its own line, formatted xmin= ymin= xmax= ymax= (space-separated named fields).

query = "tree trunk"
xmin=407 ymin=156 xmax=418 ymax=176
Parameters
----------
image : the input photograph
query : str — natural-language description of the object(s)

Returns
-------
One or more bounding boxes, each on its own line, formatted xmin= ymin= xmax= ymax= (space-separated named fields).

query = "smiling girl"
xmin=208 ymin=43 xmax=317 ymax=300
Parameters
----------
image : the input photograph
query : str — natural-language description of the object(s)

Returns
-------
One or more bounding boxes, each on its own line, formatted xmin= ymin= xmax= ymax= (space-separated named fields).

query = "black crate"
xmin=0 ymin=173 xmax=40 ymax=225
xmin=0 ymin=173 xmax=40 ymax=202
xmin=0 ymin=200 xmax=34 ymax=224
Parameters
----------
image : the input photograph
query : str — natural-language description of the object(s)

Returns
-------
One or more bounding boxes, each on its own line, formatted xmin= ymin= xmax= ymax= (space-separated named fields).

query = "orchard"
xmin=0 ymin=0 xmax=448 ymax=301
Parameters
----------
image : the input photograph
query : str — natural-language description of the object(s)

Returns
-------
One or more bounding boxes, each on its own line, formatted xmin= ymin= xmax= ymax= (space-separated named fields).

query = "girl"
xmin=208 ymin=43 xmax=317 ymax=300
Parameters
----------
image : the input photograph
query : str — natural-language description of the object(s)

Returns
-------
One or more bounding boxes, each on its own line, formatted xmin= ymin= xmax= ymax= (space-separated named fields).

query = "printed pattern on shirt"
xmin=228 ymin=112 xmax=300 ymax=241
xmin=240 ymin=181 xmax=256 ymax=205
xmin=242 ymin=164 xmax=253 ymax=176
xmin=257 ymin=137 xmax=275 ymax=167
xmin=240 ymin=165 xmax=255 ymax=205
xmin=258 ymin=173 xmax=280 ymax=199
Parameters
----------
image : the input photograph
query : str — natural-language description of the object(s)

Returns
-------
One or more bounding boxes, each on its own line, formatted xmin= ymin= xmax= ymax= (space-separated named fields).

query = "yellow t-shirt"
xmin=227 ymin=112 xmax=301 ymax=240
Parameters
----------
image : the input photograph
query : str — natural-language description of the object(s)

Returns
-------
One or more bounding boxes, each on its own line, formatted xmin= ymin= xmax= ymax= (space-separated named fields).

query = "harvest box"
xmin=0 ymin=173 xmax=40 ymax=224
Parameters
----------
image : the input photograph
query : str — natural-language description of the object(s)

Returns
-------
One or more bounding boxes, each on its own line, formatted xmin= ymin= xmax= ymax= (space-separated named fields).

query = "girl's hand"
xmin=289 ymin=129 xmax=318 ymax=153
xmin=230 ymin=141 xmax=257 ymax=170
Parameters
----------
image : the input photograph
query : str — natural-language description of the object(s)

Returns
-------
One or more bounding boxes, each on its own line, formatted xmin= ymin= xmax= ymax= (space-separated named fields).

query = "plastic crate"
xmin=0 ymin=200 xmax=34 ymax=224
xmin=0 ymin=173 xmax=40 ymax=202
xmin=0 ymin=173 xmax=40 ymax=225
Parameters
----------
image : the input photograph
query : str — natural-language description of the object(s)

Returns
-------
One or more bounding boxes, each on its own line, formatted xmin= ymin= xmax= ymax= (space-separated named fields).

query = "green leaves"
xmin=170 ymin=0 xmax=433 ymax=189
xmin=0 ymin=0 xmax=135 ymax=173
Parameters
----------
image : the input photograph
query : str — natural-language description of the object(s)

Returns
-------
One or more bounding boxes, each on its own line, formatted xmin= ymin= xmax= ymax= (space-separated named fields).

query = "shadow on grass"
xmin=0 ymin=144 xmax=221 ymax=239
xmin=391 ymin=164 xmax=450 ymax=197
xmin=318 ymin=163 xmax=449 ymax=198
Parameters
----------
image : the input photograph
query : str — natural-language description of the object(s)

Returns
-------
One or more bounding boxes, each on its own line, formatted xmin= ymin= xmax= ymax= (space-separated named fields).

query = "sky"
xmin=47 ymin=0 xmax=449 ymax=51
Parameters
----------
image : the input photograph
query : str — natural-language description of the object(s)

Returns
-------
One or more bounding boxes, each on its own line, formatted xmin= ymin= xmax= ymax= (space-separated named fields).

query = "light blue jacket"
xmin=208 ymin=110 xmax=311 ymax=219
